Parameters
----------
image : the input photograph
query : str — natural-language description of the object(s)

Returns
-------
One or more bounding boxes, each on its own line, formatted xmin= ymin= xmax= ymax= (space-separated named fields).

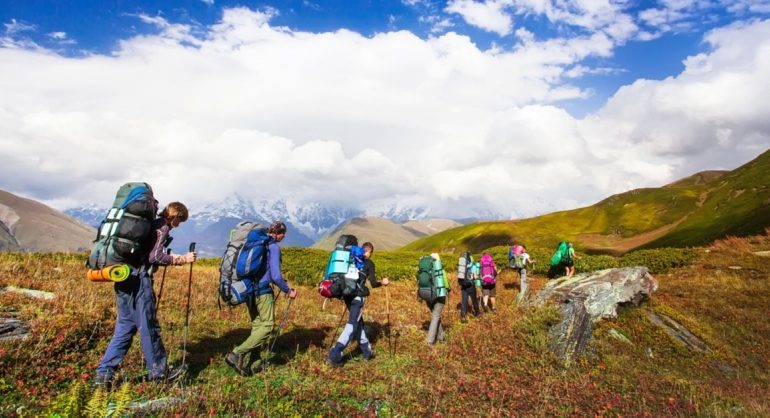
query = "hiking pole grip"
xmin=189 ymin=242 xmax=196 ymax=254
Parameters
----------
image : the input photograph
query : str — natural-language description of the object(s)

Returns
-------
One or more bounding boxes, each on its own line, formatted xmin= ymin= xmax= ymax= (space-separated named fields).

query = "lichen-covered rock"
xmin=534 ymin=267 xmax=658 ymax=366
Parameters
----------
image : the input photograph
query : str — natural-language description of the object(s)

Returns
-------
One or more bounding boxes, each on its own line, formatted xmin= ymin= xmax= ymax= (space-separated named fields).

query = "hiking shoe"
xmin=225 ymin=352 xmax=252 ymax=377
xmin=92 ymin=373 xmax=113 ymax=389
xmin=148 ymin=365 xmax=186 ymax=383
xmin=460 ymin=315 xmax=468 ymax=323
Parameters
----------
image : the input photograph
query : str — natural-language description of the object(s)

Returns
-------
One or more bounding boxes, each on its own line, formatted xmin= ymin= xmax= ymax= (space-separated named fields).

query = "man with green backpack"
xmin=417 ymin=253 xmax=450 ymax=344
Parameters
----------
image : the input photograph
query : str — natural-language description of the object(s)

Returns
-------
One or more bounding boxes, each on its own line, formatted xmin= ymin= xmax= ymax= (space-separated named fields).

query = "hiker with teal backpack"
xmin=509 ymin=244 xmax=535 ymax=304
xmin=548 ymin=241 xmax=574 ymax=279
xmin=457 ymin=251 xmax=480 ymax=322
xmin=565 ymin=242 xmax=581 ymax=277
xmin=225 ymin=221 xmax=297 ymax=376
xmin=417 ymin=253 xmax=450 ymax=344
xmin=92 ymin=191 xmax=196 ymax=387
xmin=479 ymin=252 xmax=498 ymax=312
xmin=327 ymin=239 xmax=389 ymax=367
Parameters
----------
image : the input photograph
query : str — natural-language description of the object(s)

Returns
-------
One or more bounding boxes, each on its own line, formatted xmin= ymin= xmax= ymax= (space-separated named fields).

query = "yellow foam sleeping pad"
xmin=87 ymin=265 xmax=132 ymax=282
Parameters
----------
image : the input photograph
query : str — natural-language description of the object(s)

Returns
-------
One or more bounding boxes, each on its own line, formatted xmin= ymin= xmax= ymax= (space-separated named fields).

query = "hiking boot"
xmin=490 ymin=305 xmax=496 ymax=312
xmin=92 ymin=373 xmax=113 ymax=389
xmin=225 ymin=352 xmax=252 ymax=377
xmin=460 ymin=315 xmax=468 ymax=323
xmin=483 ymin=305 xmax=490 ymax=313
xmin=148 ymin=365 xmax=186 ymax=383
xmin=360 ymin=343 xmax=375 ymax=361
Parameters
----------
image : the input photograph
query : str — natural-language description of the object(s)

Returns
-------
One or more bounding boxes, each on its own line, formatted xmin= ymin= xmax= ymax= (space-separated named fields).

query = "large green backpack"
xmin=417 ymin=256 xmax=436 ymax=302
xmin=550 ymin=241 xmax=570 ymax=266
xmin=87 ymin=182 xmax=157 ymax=269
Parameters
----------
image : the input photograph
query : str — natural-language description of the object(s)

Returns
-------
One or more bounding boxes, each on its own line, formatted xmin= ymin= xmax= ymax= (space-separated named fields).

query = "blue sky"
xmin=1 ymin=1 xmax=770 ymax=219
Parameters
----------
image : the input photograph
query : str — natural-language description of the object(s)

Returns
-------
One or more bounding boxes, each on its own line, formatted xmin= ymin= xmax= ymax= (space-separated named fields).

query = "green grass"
xmin=2 ymin=231 xmax=770 ymax=416
xmin=405 ymin=148 xmax=770 ymax=255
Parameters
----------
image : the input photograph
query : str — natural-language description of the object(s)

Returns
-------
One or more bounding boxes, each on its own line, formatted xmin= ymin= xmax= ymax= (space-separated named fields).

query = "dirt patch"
xmin=578 ymin=217 xmax=686 ymax=255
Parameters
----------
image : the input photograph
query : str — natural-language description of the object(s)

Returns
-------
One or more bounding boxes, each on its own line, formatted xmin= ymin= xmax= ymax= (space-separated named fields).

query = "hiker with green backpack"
xmin=548 ymin=241 xmax=579 ymax=279
xmin=92 ymin=192 xmax=196 ymax=388
xmin=417 ymin=253 xmax=450 ymax=344
xmin=225 ymin=221 xmax=297 ymax=376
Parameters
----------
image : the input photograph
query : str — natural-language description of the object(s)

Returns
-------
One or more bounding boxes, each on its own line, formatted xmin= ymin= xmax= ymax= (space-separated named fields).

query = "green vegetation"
xmin=404 ymin=148 xmax=770 ymax=255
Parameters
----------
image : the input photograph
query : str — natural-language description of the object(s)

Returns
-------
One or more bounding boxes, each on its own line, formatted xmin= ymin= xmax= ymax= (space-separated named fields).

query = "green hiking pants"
xmin=233 ymin=292 xmax=275 ymax=367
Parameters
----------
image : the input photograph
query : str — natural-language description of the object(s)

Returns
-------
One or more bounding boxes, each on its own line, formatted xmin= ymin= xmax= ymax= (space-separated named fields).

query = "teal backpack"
xmin=417 ymin=256 xmax=436 ymax=303
xmin=550 ymin=241 xmax=571 ymax=266
xmin=87 ymin=182 xmax=157 ymax=269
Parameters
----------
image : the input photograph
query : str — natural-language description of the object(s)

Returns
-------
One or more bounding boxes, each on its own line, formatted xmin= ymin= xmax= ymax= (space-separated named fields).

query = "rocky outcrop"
xmin=534 ymin=267 xmax=658 ymax=366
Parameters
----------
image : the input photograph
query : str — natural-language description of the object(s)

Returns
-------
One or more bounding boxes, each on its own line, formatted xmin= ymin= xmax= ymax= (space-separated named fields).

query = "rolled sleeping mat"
xmin=87 ymin=265 xmax=132 ymax=282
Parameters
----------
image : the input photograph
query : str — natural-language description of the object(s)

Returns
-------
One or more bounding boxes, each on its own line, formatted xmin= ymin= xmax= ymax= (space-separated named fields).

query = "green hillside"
xmin=404 ymin=148 xmax=770 ymax=254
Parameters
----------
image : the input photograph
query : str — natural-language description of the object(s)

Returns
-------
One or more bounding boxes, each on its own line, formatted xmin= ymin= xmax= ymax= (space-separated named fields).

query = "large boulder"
xmin=534 ymin=267 xmax=658 ymax=366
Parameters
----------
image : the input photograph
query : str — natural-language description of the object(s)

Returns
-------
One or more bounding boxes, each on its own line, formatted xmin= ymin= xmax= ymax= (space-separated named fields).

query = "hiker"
xmin=565 ymin=242 xmax=581 ymax=278
xmin=94 ymin=202 xmax=196 ymax=387
xmin=457 ymin=251 xmax=480 ymax=322
xmin=471 ymin=258 xmax=482 ymax=310
xmin=328 ymin=241 xmax=389 ymax=367
xmin=225 ymin=221 xmax=297 ymax=376
xmin=421 ymin=253 xmax=450 ymax=344
xmin=479 ymin=252 xmax=498 ymax=312
xmin=510 ymin=245 xmax=535 ymax=304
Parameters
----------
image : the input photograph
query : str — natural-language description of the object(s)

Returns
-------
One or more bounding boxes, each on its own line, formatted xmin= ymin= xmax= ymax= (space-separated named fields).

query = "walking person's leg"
xmin=470 ymin=286 xmax=480 ymax=316
xmin=460 ymin=287 xmax=469 ymax=322
xmin=427 ymin=298 xmax=445 ymax=344
xmin=136 ymin=268 xmax=169 ymax=380
xmin=516 ymin=268 xmax=528 ymax=305
xmin=95 ymin=281 xmax=139 ymax=385
xmin=229 ymin=293 xmax=275 ymax=375
xmin=328 ymin=297 xmax=362 ymax=365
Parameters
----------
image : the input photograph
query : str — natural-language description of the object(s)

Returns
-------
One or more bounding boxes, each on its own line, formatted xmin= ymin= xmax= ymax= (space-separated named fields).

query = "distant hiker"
xmin=457 ymin=251 xmax=480 ymax=322
xmin=327 ymin=240 xmax=389 ymax=367
xmin=480 ymin=252 xmax=498 ymax=312
xmin=510 ymin=245 xmax=535 ymax=305
xmin=417 ymin=253 xmax=450 ymax=344
xmin=565 ymin=242 xmax=581 ymax=278
xmin=225 ymin=221 xmax=297 ymax=376
xmin=94 ymin=201 xmax=196 ymax=387
xmin=471 ymin=259 xmax=482 ymax=307
xmin=548 ymin=241 xmax=575 ymax=279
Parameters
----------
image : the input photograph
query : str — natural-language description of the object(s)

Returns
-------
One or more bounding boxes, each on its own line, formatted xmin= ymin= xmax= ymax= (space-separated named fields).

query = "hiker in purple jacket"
xmin=94 ymin=202 xmax=196 ymax=387
xmin=225 ymin=221 xmax=297 ymax=376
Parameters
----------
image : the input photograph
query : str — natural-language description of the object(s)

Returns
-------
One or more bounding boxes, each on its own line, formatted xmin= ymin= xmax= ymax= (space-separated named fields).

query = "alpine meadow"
xmin=3 ymin=1 xmax=770 ymax=417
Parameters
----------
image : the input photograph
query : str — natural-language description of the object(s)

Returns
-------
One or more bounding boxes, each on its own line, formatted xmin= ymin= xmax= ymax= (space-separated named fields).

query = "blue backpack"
xmin=219 ymin=222 xmax=270 ymax=306
xmin=318 ymin=235 xmax=365 ymax=298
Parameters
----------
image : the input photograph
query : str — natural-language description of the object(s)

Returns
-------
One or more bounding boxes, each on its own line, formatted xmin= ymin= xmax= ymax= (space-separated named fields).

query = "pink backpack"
xmin=480 ymin=253 xmax=496 ymax=285
xmin=513 ymin=245 xmax=525 ymax=256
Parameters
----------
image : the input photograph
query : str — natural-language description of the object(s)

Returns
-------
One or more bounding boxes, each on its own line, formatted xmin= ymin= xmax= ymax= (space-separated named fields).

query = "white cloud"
xmin=445 ymin=0 xmax=514 ymax=36
xmin=4 ymin=19 xmax=36 ymax=35
xmin=201 ymin=0 xmax=215 ymax=5
xmin=0 ymin=9 xmax=769 ymax=220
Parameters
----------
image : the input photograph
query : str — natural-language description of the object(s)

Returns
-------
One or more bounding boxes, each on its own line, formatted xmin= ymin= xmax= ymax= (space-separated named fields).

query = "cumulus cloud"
xmin=445 ymin=0 xmax=513 ymax=36
xmin=0 ymin=8 xmax=769 ymax=220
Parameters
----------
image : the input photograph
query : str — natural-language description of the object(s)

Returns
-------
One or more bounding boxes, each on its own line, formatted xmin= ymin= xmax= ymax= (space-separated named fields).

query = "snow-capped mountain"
xmin=64 ymin=204 xmax=106 ymax=228
xmin=64 ymin=195 xmax=508 ymax=256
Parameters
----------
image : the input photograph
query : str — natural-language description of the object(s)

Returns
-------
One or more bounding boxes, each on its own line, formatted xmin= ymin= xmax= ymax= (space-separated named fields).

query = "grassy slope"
xmin=2 ymin=234 xmax=770 ymax=416
xmin=405 ymin=148 xmax=770 ymax=254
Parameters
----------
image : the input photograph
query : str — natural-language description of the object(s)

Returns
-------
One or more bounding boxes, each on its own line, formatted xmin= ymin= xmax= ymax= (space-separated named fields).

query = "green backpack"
xmin=550 ymin=241 xmax=570 ymax=266
xmin=417 ymin=256 xmax=436 ymax=303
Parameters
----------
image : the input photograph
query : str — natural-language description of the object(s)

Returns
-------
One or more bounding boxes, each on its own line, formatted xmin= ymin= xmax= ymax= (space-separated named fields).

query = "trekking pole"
xmin=261 ymin=294 xmax=293 ymax=372
xmin=180 ymin=242 xmax=195 ymax=371
xmin=156 ymin=248 xmax=172 ymax=309
xmin=330 ymin=303 xmax=348 ymax=348
xmin=385 ymin=286 xmax=393 ymax=358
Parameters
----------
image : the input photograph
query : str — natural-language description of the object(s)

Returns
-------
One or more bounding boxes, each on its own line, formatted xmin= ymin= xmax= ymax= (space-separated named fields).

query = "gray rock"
xmin=0 ymin=313 xmax=31 ymax=343
xmin=646 ymin=311 xmax=710 ymax=352
xmin=534 ymin=267 xmax=658 ymax=366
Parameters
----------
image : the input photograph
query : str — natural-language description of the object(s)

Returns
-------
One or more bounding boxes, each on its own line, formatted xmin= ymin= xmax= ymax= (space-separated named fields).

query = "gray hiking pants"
xmin=516 ymin=268 xmax=528 ymax=305
xmin=426 ymin=297 xmax=446 ymax=344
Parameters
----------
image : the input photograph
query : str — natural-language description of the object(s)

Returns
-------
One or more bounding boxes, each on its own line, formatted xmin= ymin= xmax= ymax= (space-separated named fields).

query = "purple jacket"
xmin=256 ymin=239 xmax=291 ymax=295
xmin=146 ymin=219 xmax=174 ymax=266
